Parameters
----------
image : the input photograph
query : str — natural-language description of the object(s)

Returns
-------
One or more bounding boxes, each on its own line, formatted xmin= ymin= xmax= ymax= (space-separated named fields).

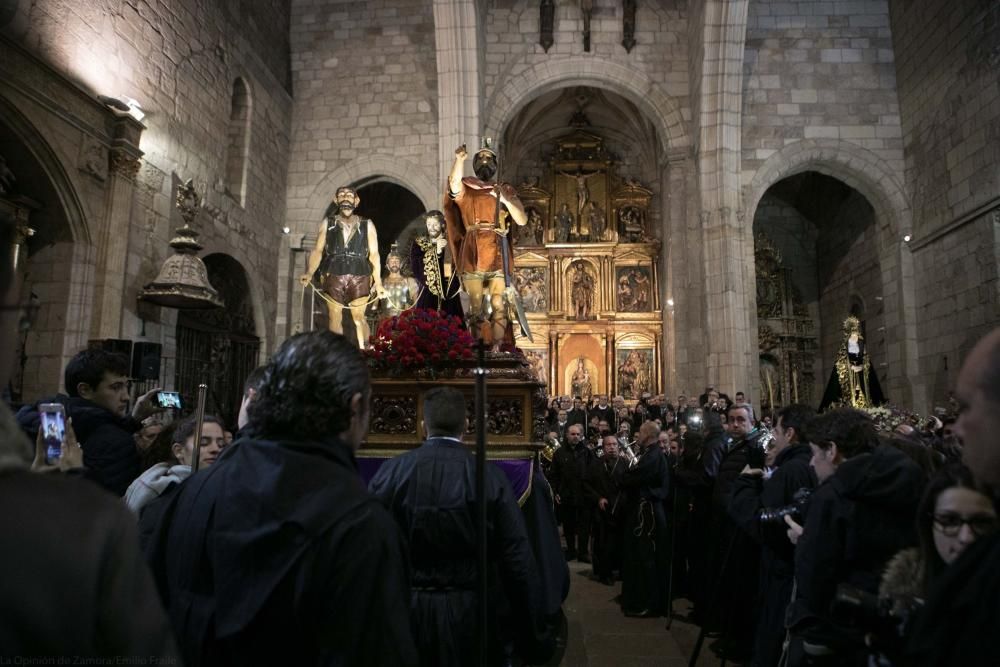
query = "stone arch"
xmin=745 ymin=138 xmax=920 ymax=408
xmin=198 ymin=245 xmax=270 ymax=356
xmin=0 ymin=92 xmax=91 ymax=244
xmin=744 ymin=139 xmax=912 ymax=252
xmin=483 ymin=57 xmax=689 ymax=157
xmin=303 ymin=154 xmax=437 ymax=230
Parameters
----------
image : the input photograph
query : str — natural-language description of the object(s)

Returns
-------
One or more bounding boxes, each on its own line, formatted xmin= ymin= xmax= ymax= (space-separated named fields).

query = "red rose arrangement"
xmin=366 ymin=308 xmax=475 ymax=375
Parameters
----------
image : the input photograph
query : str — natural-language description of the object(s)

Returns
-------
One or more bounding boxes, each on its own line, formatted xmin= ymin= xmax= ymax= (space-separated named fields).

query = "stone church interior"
xmin=1 ymin=0 xmax=999 ymax=664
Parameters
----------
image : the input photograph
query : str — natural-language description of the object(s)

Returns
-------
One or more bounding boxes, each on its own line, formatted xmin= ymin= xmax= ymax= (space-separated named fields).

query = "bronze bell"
xmin=139 ymin=180 xmax=223 ymax=310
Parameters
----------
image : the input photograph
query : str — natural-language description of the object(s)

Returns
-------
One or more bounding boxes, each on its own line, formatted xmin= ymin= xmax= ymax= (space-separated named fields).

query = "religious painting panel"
xmin=566 ymin=259 xmax=598 ymax=320
xmin=563 ymin=355 xmax=599 ymax=402
xmin=523 ymin=348 xmax=549 ymax=387
xmin=616 ymin=347 xmax=655 ymax=400
xmin=615 ymin=265 xmax=653 ymax=312
xmin=514 ymin=266 xmax=549 ymax=312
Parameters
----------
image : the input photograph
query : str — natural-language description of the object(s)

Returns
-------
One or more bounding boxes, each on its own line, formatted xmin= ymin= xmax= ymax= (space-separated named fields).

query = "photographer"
xmin=702 ymin=404 xmax=766 ymax=660
xmin=728 ymin=403 xmax=817 ymax=667
xmin=785 ymin=408 xmax=924 ymax=666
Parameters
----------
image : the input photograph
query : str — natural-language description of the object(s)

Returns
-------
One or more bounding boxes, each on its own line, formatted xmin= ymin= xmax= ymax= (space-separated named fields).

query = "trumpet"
xmin=541 ymin=434 xmax=561 ymax=463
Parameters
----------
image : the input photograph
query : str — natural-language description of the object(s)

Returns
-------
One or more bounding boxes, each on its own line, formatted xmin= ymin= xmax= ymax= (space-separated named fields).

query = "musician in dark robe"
xmin=584 ymin=434 xmax=625 ymax=585
xmin=368 ymin=387 xmax=555 ymax=667
xmin=410 ymin=209 xmax=464 ymax=320
xmin=142 ymin=332 xmax=416 ymax=667
xmin=619 ymin=420 xmax=671 ymax=617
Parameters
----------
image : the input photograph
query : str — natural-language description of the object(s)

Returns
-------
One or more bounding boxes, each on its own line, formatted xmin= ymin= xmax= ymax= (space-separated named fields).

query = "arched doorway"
xmin=753 ymin=171 xmax=885 ymax=412
xmin=0 ymin=101 xmax=89 ymax=404
xmin=174 ymin=253 xmax=260 ymax=429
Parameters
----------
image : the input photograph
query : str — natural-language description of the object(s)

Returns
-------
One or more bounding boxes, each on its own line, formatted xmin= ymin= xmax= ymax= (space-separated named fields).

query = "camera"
xmin=759 ymin=487 xmax=813 ymax=524
xmin=830 ymin=583 xmax=921 ymax=660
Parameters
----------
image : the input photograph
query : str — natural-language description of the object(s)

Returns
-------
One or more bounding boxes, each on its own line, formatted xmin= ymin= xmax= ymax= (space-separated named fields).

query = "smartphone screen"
xmin=39 ymin=403 xmax=66 ymax=464
xmin=157 ymin=391 xmax=182 ymax=410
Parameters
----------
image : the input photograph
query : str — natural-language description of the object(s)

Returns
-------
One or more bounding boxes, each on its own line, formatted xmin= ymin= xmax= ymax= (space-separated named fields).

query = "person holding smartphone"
xmin=16 ymin=348 xmax=166 ymax=496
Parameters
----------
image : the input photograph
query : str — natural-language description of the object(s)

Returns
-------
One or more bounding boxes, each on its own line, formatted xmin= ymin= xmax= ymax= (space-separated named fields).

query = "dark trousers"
xmin=591 ymin=508 xmax=620 ymax=578
xmin=561 ymin=502 xmax=591 ymax=559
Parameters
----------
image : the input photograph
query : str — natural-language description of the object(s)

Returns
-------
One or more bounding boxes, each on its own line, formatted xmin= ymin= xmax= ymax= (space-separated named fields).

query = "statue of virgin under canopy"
xmin=819 ymin=315 xmax=885 ymax=410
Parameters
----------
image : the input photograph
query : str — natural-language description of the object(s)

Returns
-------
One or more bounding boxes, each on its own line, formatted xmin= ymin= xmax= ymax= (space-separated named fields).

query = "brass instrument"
xmin=541 ymin=434 xmax=561 ymax=463
xmin=618 ymin=437 xmax=640 ymax=468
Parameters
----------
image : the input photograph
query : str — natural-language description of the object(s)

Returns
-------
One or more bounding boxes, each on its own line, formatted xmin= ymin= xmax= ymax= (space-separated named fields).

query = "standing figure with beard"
xmin=301 ymin=186 xmax=386 ymax=348
xmin=444 ymin=141 xmax=527 ymax=348
xmin=410 ymin=210 xmax=464 ymax=320
xmin=619 ymin=421 xmax=671 ymax=617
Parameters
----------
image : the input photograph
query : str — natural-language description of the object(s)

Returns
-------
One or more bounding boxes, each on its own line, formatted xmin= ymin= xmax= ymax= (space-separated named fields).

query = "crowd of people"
xmin=541 ymin=385 xmax=999 ymax=666
xmin=1 ymin=212 xmax=999 ymax=665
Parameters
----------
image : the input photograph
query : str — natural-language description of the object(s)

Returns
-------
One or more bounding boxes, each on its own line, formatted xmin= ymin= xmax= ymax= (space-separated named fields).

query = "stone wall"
xmin=889 ymin=0 xmax=1000 ymax=405
xmin=911 ymin=210 xmax=1000 ymax=406
xmin=1 ymin=0 xmax=292 ymax=399
xmin=741 ymin=0 xmax=905 ymax=185
xmin=889 ymin=0 xmax=1000 ymax=239
xmin=285 ymin=0 xmax=439 ymax=228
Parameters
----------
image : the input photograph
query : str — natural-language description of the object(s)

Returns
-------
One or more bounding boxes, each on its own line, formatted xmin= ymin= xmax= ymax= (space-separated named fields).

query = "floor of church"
xmin=560 ymin=561 xmax=743 ymax=667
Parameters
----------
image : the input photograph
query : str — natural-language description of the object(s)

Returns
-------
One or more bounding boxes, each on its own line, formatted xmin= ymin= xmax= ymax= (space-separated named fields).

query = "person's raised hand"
xmin=740 ymin=464 xmax=765 ymax=477
xmin=58 ymin=419 xmax=83 ymax=472
xmin=300 ymin=273 xmax=313 ymax=286
xmin=133 ymin=387 xmax=164 ymax=421
xmin=784 ymin=514 xmax=804 ymax=545
xmin=598 ymin=497 xmax=608 ymax=511
xmin=31 ymin=419 xmax=83 ymax=473
xmin=455 ymin=145 xmax=468 ymax=160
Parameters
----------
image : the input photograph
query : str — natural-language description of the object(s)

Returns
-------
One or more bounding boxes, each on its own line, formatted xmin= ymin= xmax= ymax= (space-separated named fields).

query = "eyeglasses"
xmin=931 ymin=512 xmax=998 ymax=537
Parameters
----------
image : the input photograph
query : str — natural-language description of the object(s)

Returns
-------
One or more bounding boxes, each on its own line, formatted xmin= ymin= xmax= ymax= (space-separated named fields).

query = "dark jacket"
xmin=0 ymin=469 xmax=178 ymax=660
xmin=583 ymin=455 xmax=623 ymax=511
xmin=590 ymin=404 xmax=614 ymax=426
xmin=368 ymin=438 xmax=555 ymax=667
xmin=548 ymin=440 xmax=593 ymax=506
xmin=712 ymin=428 xmax=765 ymax=510
xmin=728 ymin=441 xmax=816 ymax=559
xmin=905 ymin=531 xmax=1000 ymax=666
xmin=789 ymin=445 xmax=924 ymax=642
xmin=17 ymin=394 xmax=141 ymax=496
xmin=144 ymin=436 xmax=416 ymax=667
xmin=566 ymin=407 xmax=588 ymax=428
xmin=728 ymin=441 xmax=816 ymax=667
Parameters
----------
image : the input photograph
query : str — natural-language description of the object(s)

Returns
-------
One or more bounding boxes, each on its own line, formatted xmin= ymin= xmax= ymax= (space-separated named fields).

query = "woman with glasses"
xmin=880 ymin=463 xmax=997 ymax=612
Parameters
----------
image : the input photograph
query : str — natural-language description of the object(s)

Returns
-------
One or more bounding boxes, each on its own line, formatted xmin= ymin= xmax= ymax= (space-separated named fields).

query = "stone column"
xmin=694 ymin=0 xmax=754 ymax=399
xmin=91 ymin=112 xmax=144 ymax=341
xmin=433 ymin=0 xmax=483 ymax=183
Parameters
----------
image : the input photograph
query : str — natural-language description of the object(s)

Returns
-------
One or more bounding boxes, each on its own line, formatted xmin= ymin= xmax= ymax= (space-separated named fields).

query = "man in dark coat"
xmin=619 ymin=420 xmax=670 ymax=617
xmin=584 ymin=433 xmax=625 ymax=584
xmin=785 ymin=408 xmax=923 ymax=666
xmin=704 ymin=403 xmax=766 ymax=659
xmin=548 ymin=422 xmax=594 ymax=561
xmin=16 ymin=348 xmax=164 ymax=496
xmin=905 ymin=327 xmax=1000 ymax=666
xmin=728 ymin=403 xmax=816 ymax=667
xmin=368 ymin=386 xmax=556 ymax=667
xmin=144 ymin=331 xmax=417 ymax=667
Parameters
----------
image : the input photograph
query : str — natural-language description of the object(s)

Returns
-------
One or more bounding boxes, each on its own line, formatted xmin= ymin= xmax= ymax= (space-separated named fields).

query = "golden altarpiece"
xmin=755 ymin=233 xmax=819 ymax=411
xmin=510 ymin=130 xmax=662 ymax=402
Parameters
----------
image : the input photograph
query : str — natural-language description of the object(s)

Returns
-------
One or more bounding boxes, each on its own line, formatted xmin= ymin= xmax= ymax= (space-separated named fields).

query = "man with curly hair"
xmin=144 ymin=331 xmax=416 ymax=666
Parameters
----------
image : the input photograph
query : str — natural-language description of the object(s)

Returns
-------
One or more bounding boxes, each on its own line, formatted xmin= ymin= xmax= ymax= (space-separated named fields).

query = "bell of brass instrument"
xmin=541 ymin=434 xmax=561 ymax=463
